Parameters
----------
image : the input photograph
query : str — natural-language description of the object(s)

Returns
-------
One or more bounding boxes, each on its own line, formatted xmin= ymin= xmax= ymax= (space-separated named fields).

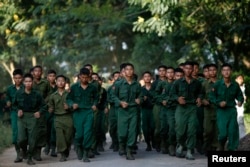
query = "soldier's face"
xmin=192 ymin=65 xmax=199 ymax=76
xmin=174 ymin=72 xmax=184 ymax=80
xmin=184 ymin=65 xmax=193 ymax=77
xmin=47 ymin=73 xmax=56 ymax=84
xmin=113 ymin=73 xmax=120 ymax=81
xmin=85 ymin=66 xmax=93 ymax=75
xmin=166 ymin=69 xmax=174 ymax=80
xmin=158 ymin=68 xmax=166 ymax=77
xmin=13 ymin=74 xmax=23 ymax=86
xmin=124 ymin=65 xmax=134 ymax=77
xmin=208 ymin=67 xmax=217 ymax=78
xmin=23 ymin=77 xmax=33 ymax=90
xmin=33 ymin=67 xmax=42 ymax=79
xmin=221 ymin=67 xmax=231 ymax=78
xmin=203 ymin=68 xmax=209 ymax=79
xmin=79 ymin=74 xmax=89 ymax=84
xmin=92 ymin=74 xmax=99 ymax=81
xmin=143 ymin=73 xmax=151 ymax=83
xmin=56 ymin=77 xmax=66 ymax=88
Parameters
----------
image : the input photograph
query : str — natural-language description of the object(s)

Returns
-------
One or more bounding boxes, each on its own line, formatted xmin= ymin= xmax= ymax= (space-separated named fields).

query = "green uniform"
xmin=66 ymin=82 xmax=99 ymax=152
xmin=141 ymin=85 xmax=155 ymax=148
xmin=202 ymin=79 xmax=218 ymax=152
xmin=6 ymin=84 xmax=24 ymax=144
xmin=161 ymin=81 xmax=176 ymax=147
xmin=171 ymin=77 xmax=202 ymax=150
xmin=13 ymin=88 xmax=46 ymax=159
xmin=112 ymin=78 xmax=141 ymax=152
xmin=151 ymin=79 xmax=165 ymax=151
xmin=32 ymin=79 xmax=50 ymax=154
xmin=48 ymin=90 xmax=73 ymax=154
xmin=210 ymin=79 xmax=244 ymax=150
xmin=107 ymin=84 xmax=119 ymax=150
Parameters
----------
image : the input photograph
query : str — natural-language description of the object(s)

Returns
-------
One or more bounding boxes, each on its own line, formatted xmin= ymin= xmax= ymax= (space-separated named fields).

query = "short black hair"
xmin=208 ymin=63 xmax=218 ymax=69
xmin=166 ymin=66 xmax=175 ymax=71
xmin=179 ymin=63 xmax=185 ymax=67
xmin=23 ymin=73 xmax=33 ymax=80
xmin=84 ymin=64 xmax=93 ymax=69
xmin=33 ymin=65 xmax=43 ymax=71
xmin=174 ymin=68 xmax=184 ymax=73
xmin=192 ymin=61 xmax=199 ymax=66
xmin=13 ymin=69 xmax=23 ymax=76
xmin=124 ymin=63 xmax=134 ymax=69
xmin=112 ymin=71 xmax=120 ymax=77
xmin=142 ymin=71 xmax=152 ymax=76
xmin=47 ymin=69 xmax=57 ymax=75
xmin=157 ymin=65 xmax=167 ymax=70
xmin=119 ymin=63 xmax=127 ymax=71
xmin=184 ymin=61 xmax=194 ymax=66
xmin=79 ymin=67 xmax=90 ymax=75
xmin=65 ymin=77 xmax=70 ymax=84
xmin=92 ymin=72 xmax=99 ymax=77
xmin=56 ymin=74 xmax=66 ymax=81
xmin=221 ymin=63 xmax=232 ymax=70
xmin=203 ymin=64 xmax=210 ymax=70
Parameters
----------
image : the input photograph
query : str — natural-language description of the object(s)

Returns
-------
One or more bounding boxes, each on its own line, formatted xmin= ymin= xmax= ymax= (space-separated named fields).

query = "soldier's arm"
xmin=37 ymin=93 xmax=47 ymax=114
xmin=111 ymin=83 xmax=121 ymax=107
xmin=236 ymin=84 xmax=244 ymax=105
xmin=66 ymin=86 xmax=75 ymax=109
xmin=209 ymin=82 xmax=219 ymax=106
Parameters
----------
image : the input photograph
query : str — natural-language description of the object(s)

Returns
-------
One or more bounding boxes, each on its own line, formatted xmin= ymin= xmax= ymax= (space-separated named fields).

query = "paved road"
xmin=0 ymin=135 xmax=207 ymax=167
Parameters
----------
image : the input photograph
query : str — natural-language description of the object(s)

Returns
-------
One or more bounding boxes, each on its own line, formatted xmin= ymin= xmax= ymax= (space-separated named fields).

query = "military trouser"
xmin=34 ymin=114 xmax=47 ymax=148
xmin=166 ymin=107 xmax=176 ymax=146
xmin=96 ymin=109 xmax=106 ymax=146
xmin=152 ymin=104 xmax=162 ymax=149
xmin=46 ymin=112 xmax=56 ymax=147
xmin=175 ymin=104 xmax=198 ymax=150
xmin=55 ymin=114 xmax=73 ymax=153
xmin=91 ymin=109 xmax=99 ymax=150
xmin=160 ymin=107 xmax=169 ymax=150
xmin=18 ymin=112 xmax=37 ymax=158
xmin=109 ymin=105 xmax=118 ymax=147
xmin=196 ymin=106 xmax=204 ymax=151
xmin=217 ymin=107 xmax=239 ymax=151
xmin=118 ymin=106 xmax=138 ymax=151
xmin=203 ymin=105 xmax=218 ymax=151
xmin=135 ymin=107 xmax=141 ymax=144
xmin=11 ymin=111 xmax=18 ymax=144
xmin=141 ymin=107 xmax=154 ymax=146
xmin=73 ymin=109 xmax=93 ymax=150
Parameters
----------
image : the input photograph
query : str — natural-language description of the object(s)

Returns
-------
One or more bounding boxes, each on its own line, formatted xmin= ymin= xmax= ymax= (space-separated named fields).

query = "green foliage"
xmin=0 ymin=123 xmax=12 ymax=154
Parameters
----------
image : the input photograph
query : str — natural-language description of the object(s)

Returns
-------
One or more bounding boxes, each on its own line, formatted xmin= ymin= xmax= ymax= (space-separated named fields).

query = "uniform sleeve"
xmin=93 ymin=86 xmax=100 ymax=106
xmin=169 ymin=81 xmax=179 ymax=102
xmin=154 ymin=81 xmax=164 ymax=104
xmin=37 ymin=93 xmax=47 ymax=114
xmin=66 ymin=86 xmax=75 ymax=109
xmin=111 ymin=83 xmax=121 ymax=107
xmin=197 ymin=81 xmax=203 ymax=99
xmin=5 ymin=87 xmax=11 ymax=104
xmin=47 ymin=94 xmax=54 ymax=112
xmin=209 ymin=82 xmax=219 ymax=106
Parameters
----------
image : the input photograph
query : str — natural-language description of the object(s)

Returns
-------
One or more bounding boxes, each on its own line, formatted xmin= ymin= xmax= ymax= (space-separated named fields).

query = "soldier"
xmin=202 ymin=64 xmax=218 ymax=154
xmin=210 ymin=63 xmax=244 ymax=151
xmin=13 ymin=73 xmax=46 ymax=165
xmin=32 ymin=65 xmax=51 ymax=161
xmin=6 ymin=69 xmax=24 ymax=163
xmin=152 ymin=65 xmax=167 ymax=152
xmin=48 ymin=75 xmax=73 ymax=162
xmin=112 ymin=63 xmax=141 ymax=160
xmin=171 ymin=61 xmax=202 ymax=160
xmin=141 ymin=71 xmax=155 ymax=151
xmin=66 ymin=67 xmax=99 ymax=162
xmin=107 ymin=71 xmax=120 ymax=151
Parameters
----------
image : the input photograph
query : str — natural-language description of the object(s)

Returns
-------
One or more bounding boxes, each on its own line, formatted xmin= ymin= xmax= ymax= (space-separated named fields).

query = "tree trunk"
xmin=1 ymin=61 xmax=15 ymax=83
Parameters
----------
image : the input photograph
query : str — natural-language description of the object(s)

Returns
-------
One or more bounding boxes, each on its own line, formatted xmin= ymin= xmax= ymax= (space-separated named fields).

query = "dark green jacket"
xmin=170 ymin=77 xmax=203 ymax=104
xmin=33 ymin=79 xmax=51 ymax=101
xmin=6 ymin=84 xmax=24 ymax=111
xmin=48 ymin=90 xmax=71 ymax=115
xmin=141 ymin=85 xmax=154 ymax=109
xmin=209 ymin=79 xmax=244 ymax=108
xmin=66 ymin=82 xmax=99 ymax=110
xmin=13 ymin=88 xmax=46 ymax=113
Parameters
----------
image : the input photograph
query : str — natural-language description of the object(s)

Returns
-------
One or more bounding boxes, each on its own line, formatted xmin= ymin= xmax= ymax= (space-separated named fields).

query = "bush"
xmin=0 ymin=122 xmax=12 ymax=154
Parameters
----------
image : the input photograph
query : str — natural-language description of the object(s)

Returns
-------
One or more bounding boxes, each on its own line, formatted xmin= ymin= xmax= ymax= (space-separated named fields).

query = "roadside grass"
xmin=0 ymin=122 xmax=12 ymax=154
xmin=244 ymin=113 xmax=250 ymax=134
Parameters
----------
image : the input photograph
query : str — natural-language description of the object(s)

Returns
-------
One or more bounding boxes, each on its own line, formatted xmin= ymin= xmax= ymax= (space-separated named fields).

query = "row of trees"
xmin=1 ymin=0 xmax=250 ymax=91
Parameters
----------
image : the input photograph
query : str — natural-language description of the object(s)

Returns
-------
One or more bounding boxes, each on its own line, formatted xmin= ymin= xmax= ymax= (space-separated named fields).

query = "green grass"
xmin=244 ymin=113 xmax=250 ymax=134
xmin=0 ymin=122 xmax=12 ymax=154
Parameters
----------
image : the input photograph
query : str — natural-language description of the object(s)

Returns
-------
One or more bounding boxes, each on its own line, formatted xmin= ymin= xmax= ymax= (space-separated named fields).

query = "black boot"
xmin=27 ymin=156 xmax=36 ymax=165
xmin=43 ymin=144 xmax=50 ymax=155
xmin=76 ymin=146 xmax=83 ymax=160
xmin=14 ymin=144 xmax=22 ymax=163
xmin=83 ymin=149 xmax=90 ymax=162
xmin=50 ymin=145 xmax=57 ymax=157
xmin=119 ymin=145 xmax=126 ymax=156
xmin=126 ymin=149 xmax=135 ymax=160
xmin=33 ymin=148 xmax=42 ymax=161
xmin=59 ymin=152 xmax=67 ymax=162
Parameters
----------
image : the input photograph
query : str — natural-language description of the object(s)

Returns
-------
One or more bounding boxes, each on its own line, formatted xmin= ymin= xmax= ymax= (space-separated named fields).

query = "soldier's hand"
xmin=135 ymin=98 xmax=140 ymax=105
xmin=196 ymin=98 xmax=202 ymax=107
xmin=92 ymin=105 xmax=97 ymax=111
xmin=48 ymin=107 xmax=54 ymax=113
xmin=34 ymin=112 xmax=40 ymax=118
xmin=219 ymin=101 xmax=226 ymax=108
xmin=104 ymin=108 xmax=109 ymax=114
xmin=162 ymin=100 xmax=167 ymax=106
xmin=237 ymin=102 xmax=242 ymax=107
xmin=72 ymin=103 xmax=79 ymax=110
xmin=120 ymin=101 xmax=128 ymax=108
xmin=6 ymin=101 xmax=11 ymax=107
xmin=144 ymin=96 xmax=147 ymax=101
xmin=178 ymin=96 xmax=186 ymax=105
xmin=202 ymin=99 xmax=210 ymax=106
xmin=18 ymin=110 xmax=23 ymax=117
xmin=64 ymin=103 xmax=69 ymax=110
